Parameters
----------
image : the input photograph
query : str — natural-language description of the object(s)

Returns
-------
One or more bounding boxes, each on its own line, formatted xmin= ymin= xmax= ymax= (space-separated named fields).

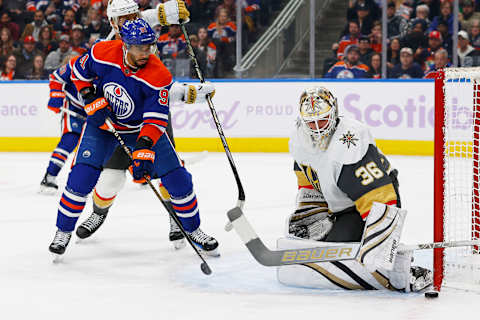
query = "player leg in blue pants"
xmin=49 ymin=124 xmax=218 ymax=256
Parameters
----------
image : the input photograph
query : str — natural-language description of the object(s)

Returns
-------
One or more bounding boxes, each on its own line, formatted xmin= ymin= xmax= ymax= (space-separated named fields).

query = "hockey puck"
xmin=424 ymin=291 xmax=439 ymax=298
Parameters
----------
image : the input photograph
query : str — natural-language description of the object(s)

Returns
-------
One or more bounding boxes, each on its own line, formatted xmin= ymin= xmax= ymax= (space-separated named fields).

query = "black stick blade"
xmin=200 ymin=262 xmax=212 ymax=275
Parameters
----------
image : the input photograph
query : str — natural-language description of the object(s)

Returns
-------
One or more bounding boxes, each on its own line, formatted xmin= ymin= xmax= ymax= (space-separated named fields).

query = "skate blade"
xmin=52 ymin=253 xmax=64 ymax=264
xmin=39 ymin=186 xmax=58 ymax=195
xmin=200 ymin=247 xmax=220 ymax=258
xmin=171 ymin=238 xmax=186 ymax=250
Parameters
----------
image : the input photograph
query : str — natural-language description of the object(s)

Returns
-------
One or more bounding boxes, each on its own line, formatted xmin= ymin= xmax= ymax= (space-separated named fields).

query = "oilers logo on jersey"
xmin=103 ymin=83 xmax=134 ymax=119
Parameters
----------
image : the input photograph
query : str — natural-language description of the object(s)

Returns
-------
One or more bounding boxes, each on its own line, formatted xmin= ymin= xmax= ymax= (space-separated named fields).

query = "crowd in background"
xmin=324 ymin=0 xmax=480 ymax=79
xmin=0 ymin=0 xmax=281 ymax=80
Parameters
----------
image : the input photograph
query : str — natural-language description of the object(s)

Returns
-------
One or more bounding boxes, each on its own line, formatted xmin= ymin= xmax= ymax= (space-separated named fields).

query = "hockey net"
xmin=434 ymin=68 xmax=480 ymax=291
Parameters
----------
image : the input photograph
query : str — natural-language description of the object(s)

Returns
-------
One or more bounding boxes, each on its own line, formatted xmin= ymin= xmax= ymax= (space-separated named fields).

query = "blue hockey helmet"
xmin=120 ymin=18 xmax=156 ymax=46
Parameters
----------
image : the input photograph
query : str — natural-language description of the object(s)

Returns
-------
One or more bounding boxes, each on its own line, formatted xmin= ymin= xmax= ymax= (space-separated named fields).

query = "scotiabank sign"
xmin=0 ymin=79 xmax=471 ymax=141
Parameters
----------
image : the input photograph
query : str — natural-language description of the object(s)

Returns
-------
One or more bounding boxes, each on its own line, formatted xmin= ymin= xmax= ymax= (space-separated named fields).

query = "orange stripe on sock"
xmin=172 ymin=199 xmax=197 ymax=211
xmin=61 ymin=197 xmax=85 ymax=211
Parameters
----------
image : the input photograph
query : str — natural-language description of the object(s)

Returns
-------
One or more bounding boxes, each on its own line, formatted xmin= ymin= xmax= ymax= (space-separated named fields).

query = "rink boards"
xmin=0 ymin=79 xmax=458 ymax=155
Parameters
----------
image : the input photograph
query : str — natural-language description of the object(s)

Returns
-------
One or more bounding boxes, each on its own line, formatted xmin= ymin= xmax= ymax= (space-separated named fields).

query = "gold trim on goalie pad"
xmin=294 ymin=170 xmax=313 ymax=188
xmin=290 ymin=207 xmax=329 ymax=222
xmin=358 ymin=217 xmax=396 ymax=263
xmin=355 ymin=184 xmax=397 ymax=217
xmin=158 ymin=184 xmax=171 ymax=200
xmin=304 ymin=263 xmax=364 ymax=290
xmin=371 ymin=270 xmax=403 ymax=291
xmin=186 ymin=85 xmax=197 ymax=104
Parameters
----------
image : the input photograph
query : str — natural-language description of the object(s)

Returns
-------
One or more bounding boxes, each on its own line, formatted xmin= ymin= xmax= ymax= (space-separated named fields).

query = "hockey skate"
xmin=76 ymin=212 xmax=107 ymax=239
xmin=410 ymin=266 xmax=433 ymax=292
xmin=187 ymin=227 xmax=219 ymax=257
xmin=49 ymin=229 xmax=72 ymax=261
xmin=39 ymin=172 xmax=58 ymax=195
xmin=169 ymin=215 xmax=185 ymax=250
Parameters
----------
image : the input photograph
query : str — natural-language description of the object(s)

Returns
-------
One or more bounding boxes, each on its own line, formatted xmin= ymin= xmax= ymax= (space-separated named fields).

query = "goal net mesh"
xmin=439 ymin=68 xmax=480 ymax=290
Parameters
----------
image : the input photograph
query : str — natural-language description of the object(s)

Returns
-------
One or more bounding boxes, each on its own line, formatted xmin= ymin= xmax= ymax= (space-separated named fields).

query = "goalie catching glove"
xmin=158 ymin=0 xmax=190 ymax=25
xmin=170 ymin=82 xmax=215 ymax=104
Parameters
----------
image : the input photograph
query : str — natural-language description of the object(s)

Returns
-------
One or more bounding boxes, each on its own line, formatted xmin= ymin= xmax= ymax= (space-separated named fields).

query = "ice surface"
xmin=0 ymin=152 xmax=478 ymax=319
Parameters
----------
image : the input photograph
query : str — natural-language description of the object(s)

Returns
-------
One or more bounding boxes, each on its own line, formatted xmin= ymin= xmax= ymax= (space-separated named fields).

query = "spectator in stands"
xmin=337 ymin=20 xmax=361 ymax=59
xmin=0 ymin=54 xmax=17 ymax=80
xmin=36 ymin=25 xmax=58 ymax=57
xmin=414 ymin=0 xmax=440 ymax=21
xmin=401 ymin=18 xmax=428 ymax=51
xmin=188 ymin=34 xmax=208 ymax=79
xmin=87 ymin=34 xmax=100 ymax=49
xmin=460 ymin=0 xmax=480 ymax=32
xmin=458 ymin=30 xmax=480 ymax=66
xmin=428 ymin=0 xmax=456 ymax=36
xmin=215 ymin=0 xmax=237 ymax=22
xmin=355 ymin=2 xmax=375 ymax=36
xmin=157 ymin=24 xmax=187 ymax=58
xmin=395 ymin=0 xmax=414 ymax=20
xmin=367 ymin=52 xmax=382 ymax=78
xmin=21 ymin=9 xmax=48 ymax=42
xmin=55 ymin=8 xmax=76 ymax=36
xmin=70 ymin=24 xmax=87 ymax=55
xmin=44 ymin=34 xmax=74 ymax=73
xmin=415 ymin=30 xmax=443 ymax=70
xmin=387 ymin=37 xmax=401 ymax=69
xmin=424 ymin=48 xmax=450 ymax=77
xmin=208 ymin=8 xmax=236 ymax=76
xmin=23 ymin=53 xmax=48 ymax=80
xmin=407 ymin=4 xmax=430 ymax=31
xmin=190 ymin=0 xmax=219 ymax=28
xmin=0 ymin=12 xmax=20 ymax=41
xmin=390 ymin=47 xmax=424 ymax=78
xmin=14 ymin=35 xmax=41 ymax=78
xmin=325 ymin=44 xmax=369 ymax=79
xmin=0 ymin=27 xmax=15 ymax=65
xmin=85 ymin=7 xmax=110 ymax=39
xmin=470 ymin=19 xmax=480 ymax=48
xmin=387 ymin=1 xmax=408 ymax=40
xmin=369 ymin=20 xmax=382 ymax=52
xmin=198 ymin=26 xmax=217 ymax=78
xmin=437 ymin=20 xmax=453 ymax=57
xmin=347 ymin=0 xmax=381 ymax=21
xmin=322 ymin=43 xmax=339 ymax=77
xmin=358 ymin=35 xmax=373 ymax=64
xmin=75 ymin=0 xmax=91 ymax=26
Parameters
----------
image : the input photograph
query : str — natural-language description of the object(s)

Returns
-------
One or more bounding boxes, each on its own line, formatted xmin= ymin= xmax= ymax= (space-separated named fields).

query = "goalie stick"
xmin=179 ymin=23 xmax=246 ymax=231
xmin=228 ymin=207 xmax=480 ymax=266
xmin=105 ymin=118 xmax=212 ymax=275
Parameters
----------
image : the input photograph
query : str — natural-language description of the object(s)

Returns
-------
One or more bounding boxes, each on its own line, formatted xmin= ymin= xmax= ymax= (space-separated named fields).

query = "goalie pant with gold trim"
xmin=289 ymin=116 xmax=400 ymax=221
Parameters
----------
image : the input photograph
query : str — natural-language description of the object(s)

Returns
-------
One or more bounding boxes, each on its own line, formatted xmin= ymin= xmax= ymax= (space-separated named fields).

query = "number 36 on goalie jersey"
xmin=290 ymin=117 xmax=400 ymax=219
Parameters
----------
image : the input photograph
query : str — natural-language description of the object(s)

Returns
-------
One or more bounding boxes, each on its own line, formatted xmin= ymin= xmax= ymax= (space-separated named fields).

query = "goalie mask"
xmin=107 ymin=0 xmax=140 ymax=33
xmin=298 ymin=87 xmax=338 ymax=148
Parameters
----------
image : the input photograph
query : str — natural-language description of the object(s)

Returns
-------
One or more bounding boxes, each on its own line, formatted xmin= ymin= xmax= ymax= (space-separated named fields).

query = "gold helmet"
xmin=299 ymin=87 xmax=338 ymax=146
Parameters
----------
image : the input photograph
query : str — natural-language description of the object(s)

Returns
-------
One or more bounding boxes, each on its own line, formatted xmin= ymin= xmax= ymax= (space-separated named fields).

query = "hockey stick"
xmin=60 ymin=107 xmax=86 ymax=120
xmin=179 ymin=23 xmax=245 ymax=231
xmin=227 ymin=207 xmax=361 ymax=266
xmin=398 ymin=240 xmax=480 ymax=252
xmin=228 ymin=206 xmax=480 ymax=266
xmin=104 ymin=118 xmax=212 ymax=275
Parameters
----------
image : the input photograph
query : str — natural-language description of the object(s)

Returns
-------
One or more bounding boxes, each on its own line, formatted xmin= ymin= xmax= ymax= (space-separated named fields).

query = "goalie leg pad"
xmin=357 ymin=202 xmax=407 ymax=272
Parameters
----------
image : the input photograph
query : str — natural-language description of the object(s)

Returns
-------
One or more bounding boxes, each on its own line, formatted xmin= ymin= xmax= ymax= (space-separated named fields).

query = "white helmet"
xmin=298 ymin=87 xmax=338 ymax=148
xmin=107 ymin=0 xmax=139 ymax=32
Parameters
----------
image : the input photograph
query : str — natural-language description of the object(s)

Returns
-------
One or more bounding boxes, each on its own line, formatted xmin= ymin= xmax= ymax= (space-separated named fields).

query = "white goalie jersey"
xmin=289 ymin=116 xmax=399 ymax=220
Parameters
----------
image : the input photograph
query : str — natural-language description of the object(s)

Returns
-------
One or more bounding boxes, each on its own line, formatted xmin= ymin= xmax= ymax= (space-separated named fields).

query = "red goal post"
xmin=432 ymin=68 xmax=480 ymax=291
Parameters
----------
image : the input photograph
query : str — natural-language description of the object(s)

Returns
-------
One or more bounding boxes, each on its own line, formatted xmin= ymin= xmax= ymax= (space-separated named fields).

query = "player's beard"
xmin=134 ymin=57 xmax=149 ymax=68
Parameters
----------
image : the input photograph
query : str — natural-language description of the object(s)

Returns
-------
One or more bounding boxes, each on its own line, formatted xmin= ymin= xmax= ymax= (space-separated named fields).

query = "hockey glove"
xmin=47 ymin=90 xmax=65 ymax=113
xmin=132 ymin=137 xmax=155 ymax=181
xmin=158 ymin=0 xmax=190 ymax=26
xmin=82 ymin=87 xmax=111 ymax=127
xmin=184 ymin=82 xmax=215 ymax=104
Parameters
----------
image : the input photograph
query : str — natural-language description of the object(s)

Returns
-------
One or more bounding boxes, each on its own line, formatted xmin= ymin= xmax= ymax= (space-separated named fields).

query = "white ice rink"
xmin=0 ymin=152 xmax=478 ymax=319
